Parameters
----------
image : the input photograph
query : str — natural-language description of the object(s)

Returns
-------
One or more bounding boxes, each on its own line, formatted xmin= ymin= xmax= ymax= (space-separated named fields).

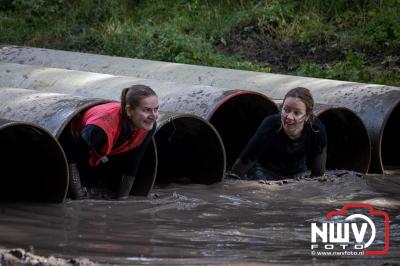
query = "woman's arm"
xmin=308 ymin=118 xmax=328 ymax=177
xmin=229 ymin=159 xmax=256 ymax=179
xmin=116 ymin=123 xmax=156 ymax=199
xmin=229 ymin=115 xmax=278 ymax=178
xmin=120 ymin=123 xmax=156 ymax=177
xmin=309 ymin=146 xmax=327 ymax=177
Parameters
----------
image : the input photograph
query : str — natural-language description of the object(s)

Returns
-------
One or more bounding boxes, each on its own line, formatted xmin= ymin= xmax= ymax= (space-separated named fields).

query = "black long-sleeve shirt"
xmin=239 ymin=114 xmax=327 ymax=177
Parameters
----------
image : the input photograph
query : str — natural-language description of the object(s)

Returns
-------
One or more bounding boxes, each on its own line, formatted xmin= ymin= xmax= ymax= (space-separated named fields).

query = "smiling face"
xmin=281 ymin=96 xmax=309 ymax=140
xmin=125 ymin=95 xmax=159 ymax=130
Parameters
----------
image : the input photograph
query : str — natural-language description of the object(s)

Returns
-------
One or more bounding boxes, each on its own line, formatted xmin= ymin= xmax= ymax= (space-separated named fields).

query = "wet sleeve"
xmin=309 ymin=146 xmax=327 ymax=177
xmin=238 ymin=115 xmax=276 ymax=164
xmin=67 ymin=125 xmax=106 ymax=165
xmin=308 ymin=118 xmax=328 ymax=176
xmin=80 ymin=124 xmax=107 ymax=153
xmin=121 ymin=123 xmax=157 ymax=176
xmin=312 ymin=118 xmax=328 ymax=155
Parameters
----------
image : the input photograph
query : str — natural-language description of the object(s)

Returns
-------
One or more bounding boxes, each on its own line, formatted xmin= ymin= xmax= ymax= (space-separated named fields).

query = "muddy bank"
xmin=215 ymin=27 xmax=344 ymax=73
xmin=215 ymin=26 xmax=400 ymax=76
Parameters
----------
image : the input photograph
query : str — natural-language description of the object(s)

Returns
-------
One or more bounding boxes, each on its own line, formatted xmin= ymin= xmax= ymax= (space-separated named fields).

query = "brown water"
xmin=0 ymin=172 xmax=399 ymax=265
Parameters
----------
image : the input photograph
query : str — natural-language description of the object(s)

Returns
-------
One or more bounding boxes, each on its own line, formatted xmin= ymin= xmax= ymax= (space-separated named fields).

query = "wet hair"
xmin=282 ymin=87 xmax=315 ymax=123
xmin=120 ymin=84 xmax=157 ymax=129
xmin=278 ymin=87 xmax=319 ymax=132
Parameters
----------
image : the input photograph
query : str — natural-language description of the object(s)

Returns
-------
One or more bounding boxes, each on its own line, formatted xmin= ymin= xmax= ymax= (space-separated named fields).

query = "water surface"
xmin=0 ymin=172 xmax=399 ymax=265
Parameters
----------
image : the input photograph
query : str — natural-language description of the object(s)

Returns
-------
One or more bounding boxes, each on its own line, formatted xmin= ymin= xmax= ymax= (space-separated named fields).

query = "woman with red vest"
xmin=65 ymin=84 xmax=159 ymax=200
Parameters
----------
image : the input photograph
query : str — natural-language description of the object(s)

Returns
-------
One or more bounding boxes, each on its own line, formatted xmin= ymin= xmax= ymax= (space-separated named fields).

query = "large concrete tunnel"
xmin=0 ymin=88 xmax=225 ymax=198
xmin=0 ymin=62 xmax=279 ymax=169
xmin=155 ymin=113 xmax=225 ymax=185
xmin=0 ymin=88 xmax=157 ymax=198
xmin=0 ymin=119 xmax=68 ymax=203
xmin=159 ymin=89 xmax=278 ymax=167
xmin=380 ymin=98 xmax=400 ymax=174
xmin=4 ymin=46 xmax=398 ymax=174
xmin=314 ymin=105 xmax=370 ymax=173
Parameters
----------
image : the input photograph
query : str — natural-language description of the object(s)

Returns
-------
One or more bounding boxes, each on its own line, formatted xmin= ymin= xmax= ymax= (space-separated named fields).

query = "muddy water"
xmin=0 ymin=172 xmax=399 ymax=265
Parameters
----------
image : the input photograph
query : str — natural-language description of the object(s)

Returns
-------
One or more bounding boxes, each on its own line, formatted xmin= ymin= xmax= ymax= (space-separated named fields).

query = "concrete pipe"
xmin=2 ymin=47 xmax=393 ymax=174
xmin=155 ymin=112 xmax=225 ymax=185
xmin=0 ymin=63 xmax=279 ymax=168
xmin=314 ymin=105 xmax=370 ymax=173
xmin=0 ymin=88 xmax=225 ymax=190
xmin=0 ymin=119 xmax=68 ymax=203
xmin=159 ymin=89 xmax=278 ymax=167
xmin=0 ymin=88 xmax=157 ymax=197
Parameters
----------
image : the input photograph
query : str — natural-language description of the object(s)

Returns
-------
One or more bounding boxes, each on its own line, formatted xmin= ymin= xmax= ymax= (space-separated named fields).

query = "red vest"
xmin=79 ymin=102 xmax=149 ymax=166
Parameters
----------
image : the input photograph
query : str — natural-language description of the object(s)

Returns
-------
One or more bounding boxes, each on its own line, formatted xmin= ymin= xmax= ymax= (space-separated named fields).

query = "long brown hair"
xmin=120 ymin=84 xmax=157 ymax=130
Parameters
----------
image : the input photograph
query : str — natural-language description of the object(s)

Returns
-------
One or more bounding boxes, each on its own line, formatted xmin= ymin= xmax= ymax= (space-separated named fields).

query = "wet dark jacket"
xmin=239 ymin=114 xmax=327 ymax=177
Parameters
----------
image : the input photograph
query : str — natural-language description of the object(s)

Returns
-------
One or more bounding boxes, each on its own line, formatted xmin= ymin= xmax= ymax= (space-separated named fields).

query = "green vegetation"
xmin=1 ymin=0 xmax=399 ymax=86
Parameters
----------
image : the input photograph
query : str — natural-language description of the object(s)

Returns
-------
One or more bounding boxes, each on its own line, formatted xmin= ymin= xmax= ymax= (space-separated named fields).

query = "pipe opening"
xmin=381 ymin=102 xmax=400 ymax=174
xmin=0 ymin=122 xmax=68 ymax=202
xmin=58 ymin=110 xmax=158 ymax=198
xmin=209 ymin=93 xmax=278 ymax=168
xmin=317 ymin=108 xmax=370 ymax=173
xmin=154 ymin=116 xmax=225 ymax=185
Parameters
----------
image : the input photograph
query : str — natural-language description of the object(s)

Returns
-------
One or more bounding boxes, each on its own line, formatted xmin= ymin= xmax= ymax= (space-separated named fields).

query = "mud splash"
xmin=0 ymin=171 xmax=399 ymax=265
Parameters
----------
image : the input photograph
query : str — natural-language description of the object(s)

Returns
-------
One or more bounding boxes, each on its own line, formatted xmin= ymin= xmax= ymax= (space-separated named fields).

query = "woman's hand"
xmin=225 ymin=171 xmax=242 ymax=180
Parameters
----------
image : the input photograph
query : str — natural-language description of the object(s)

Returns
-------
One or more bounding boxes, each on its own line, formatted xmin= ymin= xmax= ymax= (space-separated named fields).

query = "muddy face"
xmin=281 ymin=96 xmax=309 ymax=139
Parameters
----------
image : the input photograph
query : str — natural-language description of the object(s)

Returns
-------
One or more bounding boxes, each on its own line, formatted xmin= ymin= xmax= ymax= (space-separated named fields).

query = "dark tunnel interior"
xmin=209 ymin=93 xmax=279 ymax=169
xmin=0 ymin=123 xmax=68 ymax=203
xmin=381 ymin=102 xmax=400 ymax=173
xmin=317 ymin=109 xmax=370 ymax=173
xmin=154 ymin=116 xmax=225 ymax=185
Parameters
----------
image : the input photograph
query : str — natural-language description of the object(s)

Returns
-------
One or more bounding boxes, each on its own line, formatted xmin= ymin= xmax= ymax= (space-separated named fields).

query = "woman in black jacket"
xmin=229 ymin=87 xmax=327 ymax=180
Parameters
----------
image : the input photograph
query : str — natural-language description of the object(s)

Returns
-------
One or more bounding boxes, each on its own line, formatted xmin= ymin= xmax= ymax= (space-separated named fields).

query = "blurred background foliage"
xmin=0 ymin=0 xmax=399 ymax=85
